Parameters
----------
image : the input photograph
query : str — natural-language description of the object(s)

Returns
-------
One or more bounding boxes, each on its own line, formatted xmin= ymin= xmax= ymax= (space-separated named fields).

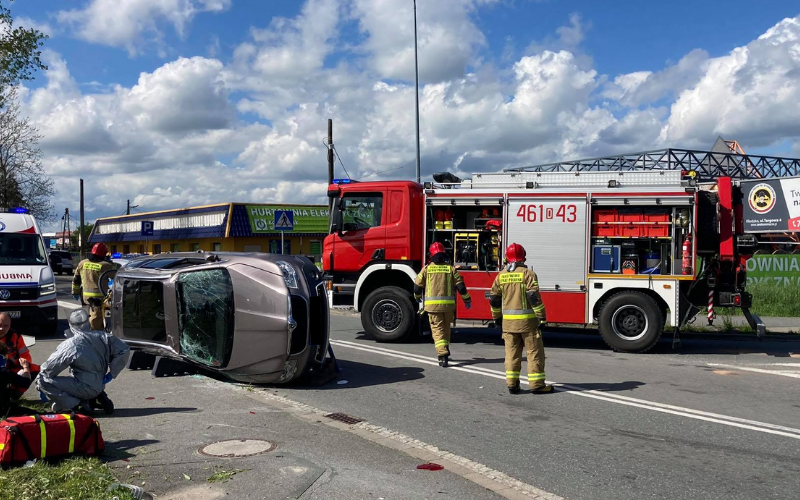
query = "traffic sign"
xmin=141 ymin=220 xmax=154 ymax=236
xmin=274 ymin=210 xmax=294 ymax=231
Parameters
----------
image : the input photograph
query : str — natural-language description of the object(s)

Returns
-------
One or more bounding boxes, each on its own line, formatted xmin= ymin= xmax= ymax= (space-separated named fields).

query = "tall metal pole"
xmin=327 ymin=118 xmax=334 ymax=210
xmin=413 ymin=0 xmax=421 ymax=184
xmin=126 ymin=199 xmax=130 ymax=215
xmin=79 ymin=179 xmax=85 ymax=260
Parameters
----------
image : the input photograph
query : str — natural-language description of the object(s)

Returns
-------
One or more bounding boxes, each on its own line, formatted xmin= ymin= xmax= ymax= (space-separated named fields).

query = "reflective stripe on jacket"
xmin=414 ymin=264 xmax=470 ymax=313
xmin=72 ymin=259 xmax=113 ymax=297
xmin=489 ymin=266 xmax=546 ymax=333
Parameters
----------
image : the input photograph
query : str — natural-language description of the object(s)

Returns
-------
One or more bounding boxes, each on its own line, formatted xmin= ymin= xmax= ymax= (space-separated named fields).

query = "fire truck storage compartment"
xmin=427 ymin=200 xmax=503 ymax=272
xmin=589 ymin=203 xmax=694 ymax=276
xmin=506 ymin=197 xmax=588 ymax=291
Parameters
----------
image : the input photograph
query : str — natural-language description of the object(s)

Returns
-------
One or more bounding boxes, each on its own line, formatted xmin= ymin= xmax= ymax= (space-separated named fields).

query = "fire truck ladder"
xmin=504 ymin=148 xmax=800 ymax=180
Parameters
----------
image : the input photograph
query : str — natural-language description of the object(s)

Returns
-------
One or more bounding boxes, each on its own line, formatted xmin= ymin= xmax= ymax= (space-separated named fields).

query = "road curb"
xmin=229 ymin=382 xmax=564 ymax=500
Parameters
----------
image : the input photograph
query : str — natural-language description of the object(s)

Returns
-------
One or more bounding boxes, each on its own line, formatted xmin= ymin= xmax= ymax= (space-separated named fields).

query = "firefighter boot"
xmin=508 ymin=384 xmax=521 ymax=395
xmin=530 ymin=385 xmax=555 ymax=394
xmin=438 ymin=355 xmax=449 ymax=368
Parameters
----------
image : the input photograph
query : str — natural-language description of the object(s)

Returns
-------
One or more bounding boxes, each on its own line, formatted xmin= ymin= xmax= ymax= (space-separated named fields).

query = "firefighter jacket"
xmin=72 ymin=259 xmax=114 ymax=299
xmin=414 ymin=263 xmax=471 ymax=313
xmin=2 ymin=330 xmax=32 ymax=374
xmin=488 ymin=265 xmax=546 ymax=333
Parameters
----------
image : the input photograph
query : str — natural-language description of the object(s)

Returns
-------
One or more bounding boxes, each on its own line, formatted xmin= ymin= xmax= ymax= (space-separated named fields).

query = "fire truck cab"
xmin=324 ymin=152 xmax=771 ymax=353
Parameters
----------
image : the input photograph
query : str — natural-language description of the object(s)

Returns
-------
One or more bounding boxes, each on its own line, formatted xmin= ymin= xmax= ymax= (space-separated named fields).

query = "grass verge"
xmin=0 ymin=457 xmax=136 ymax=500
xmin=718 ymin=281 xmax=800 ymax=318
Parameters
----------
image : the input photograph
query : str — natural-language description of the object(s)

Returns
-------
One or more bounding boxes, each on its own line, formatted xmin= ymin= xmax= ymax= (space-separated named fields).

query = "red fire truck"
xmin=323 ymin=148 xmax=800 ymax=352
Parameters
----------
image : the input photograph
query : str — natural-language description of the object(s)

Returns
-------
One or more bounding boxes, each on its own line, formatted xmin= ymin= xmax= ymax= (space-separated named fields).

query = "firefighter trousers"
xmin=428 ymin=311 xmax=454 ymax=357
xmin=503 ymin=330 xmax=546 ymax=389
xmin=86 ymin=298 xmax=105 ymax=331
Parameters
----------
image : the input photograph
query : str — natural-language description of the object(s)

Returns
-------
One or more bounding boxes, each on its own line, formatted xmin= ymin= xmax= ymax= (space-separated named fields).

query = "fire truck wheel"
xmin=598 ymin=291 xmax=664 ymax=353
xmin=361 ymin=286 xmax=416 ymax=342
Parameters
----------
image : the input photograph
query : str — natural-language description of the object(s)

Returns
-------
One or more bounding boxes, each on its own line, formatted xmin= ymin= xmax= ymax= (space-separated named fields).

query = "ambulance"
xmin=0 ymin=209 xmax=58 ymax=336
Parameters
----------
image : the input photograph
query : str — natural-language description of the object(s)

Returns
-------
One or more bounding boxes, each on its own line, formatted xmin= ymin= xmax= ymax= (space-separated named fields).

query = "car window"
xmin=121 ymin=280 xmax=167 ymax=342
xmin=176 ymin=268 xmax=234 ymax=367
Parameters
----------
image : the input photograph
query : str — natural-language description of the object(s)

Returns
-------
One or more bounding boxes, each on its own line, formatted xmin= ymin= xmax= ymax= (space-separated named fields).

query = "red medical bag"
xmin=0 ymin=413 xmax=104 ymax=466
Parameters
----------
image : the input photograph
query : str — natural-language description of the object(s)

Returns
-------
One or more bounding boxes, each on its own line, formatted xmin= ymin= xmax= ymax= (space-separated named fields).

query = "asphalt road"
xmin=49 ymin=277 xmax=800 ymax=500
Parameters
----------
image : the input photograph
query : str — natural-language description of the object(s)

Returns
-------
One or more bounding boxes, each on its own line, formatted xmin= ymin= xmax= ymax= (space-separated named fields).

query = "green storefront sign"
xmin=746 ymin=255 xmax=800 ymax=286
xmin=246 ymin=205 xmax=330 ymax=234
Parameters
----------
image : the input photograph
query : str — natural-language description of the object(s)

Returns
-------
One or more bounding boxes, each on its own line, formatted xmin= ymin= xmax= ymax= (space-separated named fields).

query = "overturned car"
xmin=104 ymin=252 xmax=329 ymax=384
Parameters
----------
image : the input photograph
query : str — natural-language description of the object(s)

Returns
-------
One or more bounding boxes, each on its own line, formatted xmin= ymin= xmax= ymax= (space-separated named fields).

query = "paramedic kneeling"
xmin=0 ymin=312 xmax=39 ymax=401
xmin=37 ymin=310 xmax=129 ymax=414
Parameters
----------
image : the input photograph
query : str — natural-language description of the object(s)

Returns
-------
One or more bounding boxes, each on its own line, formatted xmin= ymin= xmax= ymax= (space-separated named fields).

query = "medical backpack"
xmin=0 ymin=412 xmax=104 ymax=466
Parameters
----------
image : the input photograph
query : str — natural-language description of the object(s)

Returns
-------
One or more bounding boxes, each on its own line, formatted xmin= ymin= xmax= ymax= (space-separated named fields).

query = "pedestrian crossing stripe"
xmin=275 ymin=212 xmax=293 ymax=228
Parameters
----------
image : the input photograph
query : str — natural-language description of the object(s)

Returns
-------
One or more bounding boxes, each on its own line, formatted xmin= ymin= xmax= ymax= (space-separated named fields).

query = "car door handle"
xmin=371 ymin=249 xmax=385 ymax=260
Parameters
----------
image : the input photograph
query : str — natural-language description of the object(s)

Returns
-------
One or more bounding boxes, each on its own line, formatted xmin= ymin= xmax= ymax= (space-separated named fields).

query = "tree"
xmin=71 ymin=223 xmax=93 ymax=251
xmin=0 ymin=88 xmax=55 ymax=222
xmin=0 ymin=0 xmax=47 ymax=100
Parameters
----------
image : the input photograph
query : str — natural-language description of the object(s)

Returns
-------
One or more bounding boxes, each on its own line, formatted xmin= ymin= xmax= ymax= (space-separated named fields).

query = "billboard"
xmin=742 ymin=177 xmax=800 ymax=233
xmin=746 ymin=254 xmax=800 ymax=286
xmin=246 ymin=205 xmax=329 ymax=234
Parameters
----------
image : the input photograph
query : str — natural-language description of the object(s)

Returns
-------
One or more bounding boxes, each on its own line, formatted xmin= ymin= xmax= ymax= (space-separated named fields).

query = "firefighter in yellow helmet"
xmin=414 ymin=242 xmax=471 ymax=367
xmin=489 ymin=243 xmax=553 ymax=394
xmin=72 ymin=243 xmax=114 ymax=331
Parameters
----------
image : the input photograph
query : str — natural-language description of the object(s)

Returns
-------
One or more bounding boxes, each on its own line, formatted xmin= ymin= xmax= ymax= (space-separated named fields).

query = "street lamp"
xmin=413 ymin=0 xmax=421 ymax=184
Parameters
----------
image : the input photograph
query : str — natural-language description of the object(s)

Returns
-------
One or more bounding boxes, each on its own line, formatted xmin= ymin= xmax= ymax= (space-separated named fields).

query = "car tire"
xmin=361 ymin=286 xmax=416 ymax=342
xmin=598 ymin=291 xmax=664 ymax=353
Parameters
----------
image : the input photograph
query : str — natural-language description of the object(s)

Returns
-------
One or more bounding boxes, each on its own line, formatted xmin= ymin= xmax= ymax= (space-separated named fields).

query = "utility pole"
xmin=79 ymin=179 xmax=85 ymax=260
xmin=327 ymin=118 xmax=334 ymax=210
xmin=413 ymin=0 xmax=421 ymax=184
xmin=126 ymin=199 xmax=130 ymax=215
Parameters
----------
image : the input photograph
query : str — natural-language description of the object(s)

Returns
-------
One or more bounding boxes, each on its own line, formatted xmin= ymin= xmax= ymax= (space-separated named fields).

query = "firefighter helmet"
xmin=429 ymin=242 xmax=446 ymax=256
xmin=91 ymin=242 xmax=108 ymax=257
xmin=505 ymin=243 xmax=526 ymax=263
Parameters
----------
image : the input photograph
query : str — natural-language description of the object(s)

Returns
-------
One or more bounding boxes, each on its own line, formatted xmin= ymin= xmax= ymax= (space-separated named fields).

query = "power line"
xmin=331 ymin=144 xmax=352 ymax=180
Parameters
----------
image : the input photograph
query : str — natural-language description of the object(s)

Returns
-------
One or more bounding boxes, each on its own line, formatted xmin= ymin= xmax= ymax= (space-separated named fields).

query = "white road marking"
xmin=57 ymin=300 xmax=81 ymax=310
xmin=330 ymin=339 xmax=800 ymax=440
xmin=707 ymin=363 xmax=800 ymax=380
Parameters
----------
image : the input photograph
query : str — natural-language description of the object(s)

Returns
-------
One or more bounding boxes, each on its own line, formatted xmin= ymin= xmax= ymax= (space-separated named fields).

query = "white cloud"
xmin=57 ymin=0 xmax=231 ymax=56
xmin=660 ymin=16 xmax=800 ymax=148
xmin=22 ymin=3 xmax=800 ymax=229
xmin=353 ymin=0 xmax=496 ymax=82
xmin=15 ymin=16 xmax=57 ymax=36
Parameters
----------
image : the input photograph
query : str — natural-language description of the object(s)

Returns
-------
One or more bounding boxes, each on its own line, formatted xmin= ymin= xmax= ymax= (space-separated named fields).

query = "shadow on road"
xmin=104 ymin=438 xmax=161 ymax=460
xmin=103 ymin=407 xmax=199 ymax=418
xmin=292 ymin=359 xmax=425 ymax=390
xmin=557 ymin=380 xmax=645 ymax=392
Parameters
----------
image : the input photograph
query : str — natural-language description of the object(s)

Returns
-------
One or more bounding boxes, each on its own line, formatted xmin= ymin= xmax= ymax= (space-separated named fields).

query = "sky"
xmin=8 ymin=0 xmax=800 ymax=229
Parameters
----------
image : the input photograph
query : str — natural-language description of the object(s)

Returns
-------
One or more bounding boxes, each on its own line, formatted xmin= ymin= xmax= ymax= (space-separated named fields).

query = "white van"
xmin=0 ymin=211 xmax=58 ymax=335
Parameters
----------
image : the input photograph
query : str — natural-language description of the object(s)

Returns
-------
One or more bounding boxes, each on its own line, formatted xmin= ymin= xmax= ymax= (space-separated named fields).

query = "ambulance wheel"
xmin=598 ymin=291 xmax=664 ymax=353
xmin=362 ymin=286 xmax=415 ymax=342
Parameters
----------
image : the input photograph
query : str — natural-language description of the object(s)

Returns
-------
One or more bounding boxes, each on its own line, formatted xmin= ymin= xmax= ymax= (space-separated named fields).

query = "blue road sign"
xmin=141 ymin=220 xmax=154 ymax=236
xmin=274 ymin=210 xmax=294 ymax=231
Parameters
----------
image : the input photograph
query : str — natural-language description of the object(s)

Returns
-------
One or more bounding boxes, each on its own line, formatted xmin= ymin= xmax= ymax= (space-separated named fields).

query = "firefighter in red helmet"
xmin=488 ymin=243 xmax=553 ymax=394
xmin=72 ymin=243 xmax=114 ymax=331
xmin=414 ymin=242 xmax=471 ymax=367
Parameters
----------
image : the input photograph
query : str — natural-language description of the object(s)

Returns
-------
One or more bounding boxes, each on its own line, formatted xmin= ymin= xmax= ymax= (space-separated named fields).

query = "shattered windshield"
xmin=121 ymin=280 xmax=167 ymax=342
xmin=176 ymin=268 xmax=235 ymax=367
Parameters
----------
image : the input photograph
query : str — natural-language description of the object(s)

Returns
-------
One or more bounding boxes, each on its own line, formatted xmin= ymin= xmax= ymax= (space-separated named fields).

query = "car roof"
xmin=0 ymin=213 xmax=40 ymax=234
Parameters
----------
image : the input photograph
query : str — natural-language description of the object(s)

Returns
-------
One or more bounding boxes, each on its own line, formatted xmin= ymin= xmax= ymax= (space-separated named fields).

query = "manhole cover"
xmin=324 ymin=412 xmax=363 ymax=425
xmin=199 ymin=439 xmax=276 ymax=458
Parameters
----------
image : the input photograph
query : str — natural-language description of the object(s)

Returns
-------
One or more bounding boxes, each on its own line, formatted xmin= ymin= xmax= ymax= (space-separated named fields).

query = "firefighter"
xmin=489 ymin=243 xmax=554 ymax=395
xmin=414 ymin=242 xmax=471 ymax=367
xmin=72 ymin=243 xmax=114 ymax=331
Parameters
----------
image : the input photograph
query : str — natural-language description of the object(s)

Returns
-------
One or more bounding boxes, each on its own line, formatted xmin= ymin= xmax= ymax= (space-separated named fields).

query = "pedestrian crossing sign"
xmin=274 ymin=210 xmax=294 ymax=231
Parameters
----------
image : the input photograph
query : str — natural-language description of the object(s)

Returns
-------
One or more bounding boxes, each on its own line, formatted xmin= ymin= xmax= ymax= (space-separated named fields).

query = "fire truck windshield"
xmin=338 ymin=194 xmax=383 ymax=232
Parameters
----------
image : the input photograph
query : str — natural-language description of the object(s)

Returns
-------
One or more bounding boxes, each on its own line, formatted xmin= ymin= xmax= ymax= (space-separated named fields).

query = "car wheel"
xmin=598 ymin=291 xmax=664 ymax=353
xmin=361 ymin=286 xmax=416 ymax=342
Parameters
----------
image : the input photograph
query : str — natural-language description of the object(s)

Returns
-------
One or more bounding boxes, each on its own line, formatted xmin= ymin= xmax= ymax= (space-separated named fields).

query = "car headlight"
xmin=40 ymin=283 xmax=56 ymax=295
xmin=277 ymin=261 xmax=299 ymax=288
